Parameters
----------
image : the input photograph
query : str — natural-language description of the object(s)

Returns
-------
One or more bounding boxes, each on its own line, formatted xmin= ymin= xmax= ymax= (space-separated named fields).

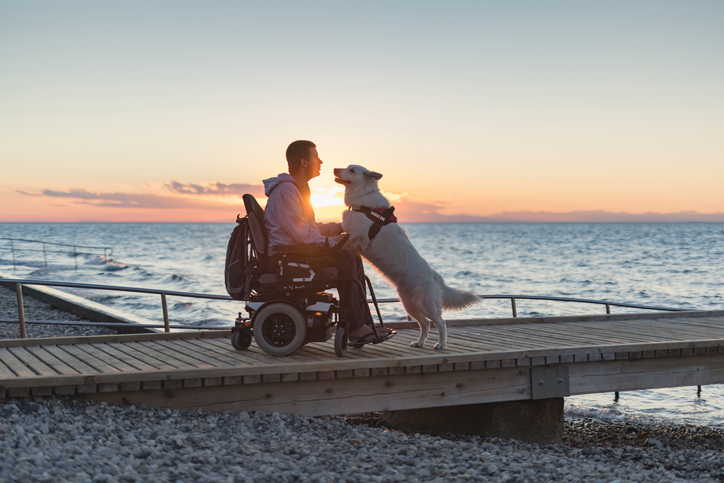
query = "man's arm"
xmin=267 ymin=184 xmax=331 ymax=246
xmin=317 ymin=222 xmax=343 ymax=237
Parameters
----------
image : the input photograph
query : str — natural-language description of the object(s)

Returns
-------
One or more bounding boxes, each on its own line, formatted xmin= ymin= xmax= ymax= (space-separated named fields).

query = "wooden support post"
xmin=15 ymin=283 xmax=27 ymax=339
xmin=161 ymin=293 xmax=170 ymax=332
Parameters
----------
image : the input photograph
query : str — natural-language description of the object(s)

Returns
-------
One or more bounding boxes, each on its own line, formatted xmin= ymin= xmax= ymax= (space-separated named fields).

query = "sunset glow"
xmin=1 ymin=2 xmax=723 ymax=223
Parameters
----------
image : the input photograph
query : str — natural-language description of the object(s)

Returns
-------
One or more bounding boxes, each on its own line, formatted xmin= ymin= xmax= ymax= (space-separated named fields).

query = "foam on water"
xmin=2 ymin=221 xmax=724 ymax=427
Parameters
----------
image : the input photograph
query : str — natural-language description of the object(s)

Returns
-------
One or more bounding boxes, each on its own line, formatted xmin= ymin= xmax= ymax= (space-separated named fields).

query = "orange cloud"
xmin=165 ymin=181 xmax=264 ymax=197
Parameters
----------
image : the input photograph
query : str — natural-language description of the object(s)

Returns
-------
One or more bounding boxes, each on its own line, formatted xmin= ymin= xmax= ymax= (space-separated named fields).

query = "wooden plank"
xmin=517 ymin=322 xmax=656 ymax=346
xmin=0 ymin=347 xmax=40 ymax=377
xmin=104 ymin=341 xmax=178 ymax=371
xmin=0 ymin=357 xmax=21 ymax=378
xmin=116 ymin=341 xmax=184 ymax=370
xmin=69 ymin=343 xmax=139 ymax=372
xmin=7 ymin=347 xmax=59 ymax=377
xmin=161 ymin=339 xmax=241 ymax=367
xmin=191 ymin=339 xmax=261 ymax=367
xmin=569 ymin=354 xmax=724 ymax=395
xmin=56 ymin=344 xmax=123 ymax=374
xmin=202 ymin=338 xmax=302 ymax=364
xmin=88 ymin=343 xmax=160 ymax=372
xmin=123 ymin=341 xmax=193 ymax=369
xmin=85 ymin=366 xmax=531 ymax=416
xmin=593 ymin=320 xmax=724 ymax=341
xmin=5 ymin=331 xmax=724 ymax=390
xmin=146 ymin=340 xmax=223 ymax=368
xmin=0 ymin=330 xmax=231 ymax=348
xmin=41 ymin=345 xmax=99 ymax=374
xmin=26 ymin=346 xmax=81 ymax=375
xmin=383 ymin=311 xmax=724 ymax=329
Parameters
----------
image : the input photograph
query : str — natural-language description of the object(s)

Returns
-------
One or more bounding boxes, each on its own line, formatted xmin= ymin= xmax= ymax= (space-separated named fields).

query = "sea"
xmin=1 ymin=222 xmax=724 ymax=428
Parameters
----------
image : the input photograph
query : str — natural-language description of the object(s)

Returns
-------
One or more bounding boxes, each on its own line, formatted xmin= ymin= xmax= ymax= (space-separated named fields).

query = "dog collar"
xmin=349 ymin=206 xmax=398 ymax=241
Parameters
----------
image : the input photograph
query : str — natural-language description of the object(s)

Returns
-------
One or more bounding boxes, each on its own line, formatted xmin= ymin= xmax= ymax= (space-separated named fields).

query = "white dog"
xmin=334 ymin=165 xmax=479 ymax=350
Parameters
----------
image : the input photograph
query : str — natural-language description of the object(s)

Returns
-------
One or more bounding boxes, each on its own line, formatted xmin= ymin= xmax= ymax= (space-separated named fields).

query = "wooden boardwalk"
xmin=2 ymin=310 xmax=724 ymax=416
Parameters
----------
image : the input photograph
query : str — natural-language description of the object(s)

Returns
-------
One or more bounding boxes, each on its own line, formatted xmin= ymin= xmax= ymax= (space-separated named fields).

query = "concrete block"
xmin=381 ymin=397 xmax=564 ymax=445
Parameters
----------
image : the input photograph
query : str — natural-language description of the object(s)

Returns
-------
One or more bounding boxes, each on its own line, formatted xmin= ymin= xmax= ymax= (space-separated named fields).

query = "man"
xmin=263 ymin=140 xmax=381 ymax=343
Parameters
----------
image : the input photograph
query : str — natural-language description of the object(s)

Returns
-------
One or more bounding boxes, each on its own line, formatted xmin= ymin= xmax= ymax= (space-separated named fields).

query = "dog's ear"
xmin=364 ymin=171 xmax=383 ymax=182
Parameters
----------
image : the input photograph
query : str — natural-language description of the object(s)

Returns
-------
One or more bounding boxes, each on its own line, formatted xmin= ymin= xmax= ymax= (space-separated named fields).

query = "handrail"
xmin=0 ymin=237 xmax=113 ymax=270
xmin=372 ymin=294 xmax=688 ymax=316
xmin=1 ymin=278 xmax=691 ymax=338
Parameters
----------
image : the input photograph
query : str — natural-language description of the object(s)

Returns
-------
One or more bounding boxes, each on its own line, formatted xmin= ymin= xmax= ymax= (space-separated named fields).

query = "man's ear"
xmin=364 ymin=171 xmax=383 ymax=182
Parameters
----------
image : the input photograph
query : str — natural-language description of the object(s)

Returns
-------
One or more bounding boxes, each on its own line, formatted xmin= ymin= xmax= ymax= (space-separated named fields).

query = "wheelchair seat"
xmin=242 ymin=194 xmax=340 ymax=298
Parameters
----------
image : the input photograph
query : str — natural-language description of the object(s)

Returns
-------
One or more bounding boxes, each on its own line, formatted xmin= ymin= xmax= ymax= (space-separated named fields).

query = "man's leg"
xmin=328 ymin=249 xmax=369 ymax=334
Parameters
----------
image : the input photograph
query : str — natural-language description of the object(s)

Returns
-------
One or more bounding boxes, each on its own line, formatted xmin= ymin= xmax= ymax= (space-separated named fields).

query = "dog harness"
xmin=350 ymin=206 xmax=398 ymax=241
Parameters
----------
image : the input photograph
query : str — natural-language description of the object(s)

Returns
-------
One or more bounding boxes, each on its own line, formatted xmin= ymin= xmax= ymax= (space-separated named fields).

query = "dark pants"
xmin=324 ymin=249 xmax=369 ymax=331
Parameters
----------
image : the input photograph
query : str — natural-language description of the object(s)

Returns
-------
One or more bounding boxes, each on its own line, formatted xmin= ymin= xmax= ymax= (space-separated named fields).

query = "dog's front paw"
xmin=410 ymin=341 xmax=425 ymax=348
xmin=433 ymin=342 xmax=446 ymax=350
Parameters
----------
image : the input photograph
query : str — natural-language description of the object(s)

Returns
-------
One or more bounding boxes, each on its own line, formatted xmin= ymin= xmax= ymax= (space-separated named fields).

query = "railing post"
xmin=511 ymin=298 xmax=517 ymax=318
xmin=16 ymin=283 xmax=27 ymax=339
xmin=43 ymin=243 xmax=48 ymax=267
xmin=161 ymin=293 xmax=170 ymax=332
xmin=606 ymin=303 xmax=610 ymax=314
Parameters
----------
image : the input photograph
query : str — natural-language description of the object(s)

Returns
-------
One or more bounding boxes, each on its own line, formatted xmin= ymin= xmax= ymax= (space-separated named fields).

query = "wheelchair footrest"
xmin=370 ymin=328 xmax=396 ymax=344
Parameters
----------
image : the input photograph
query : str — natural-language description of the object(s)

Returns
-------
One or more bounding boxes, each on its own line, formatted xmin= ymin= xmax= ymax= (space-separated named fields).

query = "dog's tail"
xmin=441 ymin=283 xmax=480 ymax=311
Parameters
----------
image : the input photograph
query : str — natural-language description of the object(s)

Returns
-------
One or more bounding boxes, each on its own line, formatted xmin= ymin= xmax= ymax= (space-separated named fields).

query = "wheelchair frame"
xmin=230 ymin=194 xmax=394 ymax=358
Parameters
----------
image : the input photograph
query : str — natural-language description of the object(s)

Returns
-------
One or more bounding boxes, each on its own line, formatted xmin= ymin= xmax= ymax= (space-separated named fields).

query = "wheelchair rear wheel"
xmin=252 ymin=303 xmax=307 ymax=356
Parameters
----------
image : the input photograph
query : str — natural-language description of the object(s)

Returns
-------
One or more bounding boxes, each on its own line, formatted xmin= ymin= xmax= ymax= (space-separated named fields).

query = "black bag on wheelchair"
xmin=224 ymin=215 xmax=253 ymax=301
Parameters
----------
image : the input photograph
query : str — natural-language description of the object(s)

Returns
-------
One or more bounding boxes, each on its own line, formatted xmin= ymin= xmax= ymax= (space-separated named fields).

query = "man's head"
xmin=286 ymin=140 xmax=322 ymax=182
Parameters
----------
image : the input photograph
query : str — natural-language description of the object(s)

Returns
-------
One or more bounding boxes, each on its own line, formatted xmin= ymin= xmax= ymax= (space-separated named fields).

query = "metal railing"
xmin=1 ymin=278 xmax=690 ymax=339
xmin=0 ymin=238 xmax=113 ymax=270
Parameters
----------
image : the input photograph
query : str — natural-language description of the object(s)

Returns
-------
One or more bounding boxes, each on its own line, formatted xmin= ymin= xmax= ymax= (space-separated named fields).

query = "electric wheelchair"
xmin=229 ymin=194 xmax=394 ymax=357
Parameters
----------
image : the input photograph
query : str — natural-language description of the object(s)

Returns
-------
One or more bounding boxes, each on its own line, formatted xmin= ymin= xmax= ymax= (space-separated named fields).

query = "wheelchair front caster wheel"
xmin=231 ymin=328 xmax=252 ymax=350
xmin=334 ymin=327 xmax=348 ymax=358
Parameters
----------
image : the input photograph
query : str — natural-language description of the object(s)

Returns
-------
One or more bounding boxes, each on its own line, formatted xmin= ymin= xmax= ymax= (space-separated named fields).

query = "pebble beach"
xmin=2 ymin=285 xmax=724 ymax=482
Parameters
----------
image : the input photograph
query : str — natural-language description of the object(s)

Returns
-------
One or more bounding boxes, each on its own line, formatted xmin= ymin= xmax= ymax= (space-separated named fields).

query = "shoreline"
xmin=1 ymin=286 xmax=723 ymax=481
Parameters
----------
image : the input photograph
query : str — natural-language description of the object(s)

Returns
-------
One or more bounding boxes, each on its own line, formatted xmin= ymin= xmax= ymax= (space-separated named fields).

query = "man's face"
xmin=303 ymin=147 xmax=323 ymax=180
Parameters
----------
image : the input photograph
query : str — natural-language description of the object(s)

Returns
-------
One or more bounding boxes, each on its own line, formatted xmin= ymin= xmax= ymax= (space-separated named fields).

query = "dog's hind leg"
xmin=399 ymin=292 xmax=430 ymax=348
xmin=410 ymin=315 xmax=431 ymax=348
xmin=429 ymin=315 xmax=447 ymax=350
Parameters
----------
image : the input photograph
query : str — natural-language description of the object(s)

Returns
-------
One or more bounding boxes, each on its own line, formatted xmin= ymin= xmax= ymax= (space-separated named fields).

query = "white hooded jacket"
xmin=262 ymin=173 xmax=341 ymax=253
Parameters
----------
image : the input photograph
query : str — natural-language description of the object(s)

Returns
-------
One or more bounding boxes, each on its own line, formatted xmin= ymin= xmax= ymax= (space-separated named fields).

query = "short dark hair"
xmin=286 ymin=140 xmax=316 ymax=172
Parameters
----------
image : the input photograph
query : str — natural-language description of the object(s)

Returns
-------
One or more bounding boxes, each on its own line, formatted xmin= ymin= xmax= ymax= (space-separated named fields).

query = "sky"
xmin=1 ymin=1 xmax=723 ymax=223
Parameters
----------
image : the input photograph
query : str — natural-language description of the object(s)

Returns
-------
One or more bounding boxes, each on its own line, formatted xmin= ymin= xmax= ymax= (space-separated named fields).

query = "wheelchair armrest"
xmin=272 ymin=244 xmax=322 ymax=253
xmin=273 ymin=234 xmax=349 ymax=256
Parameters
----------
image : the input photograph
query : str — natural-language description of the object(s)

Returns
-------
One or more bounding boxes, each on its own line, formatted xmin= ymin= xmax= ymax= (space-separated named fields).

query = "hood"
xmin=263 ymin=173 xmax=298 ymax=197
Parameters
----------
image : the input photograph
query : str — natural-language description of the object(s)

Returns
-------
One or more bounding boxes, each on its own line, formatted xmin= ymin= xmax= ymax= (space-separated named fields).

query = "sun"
xmin=310 ymin=186 xmax=345 ymax=209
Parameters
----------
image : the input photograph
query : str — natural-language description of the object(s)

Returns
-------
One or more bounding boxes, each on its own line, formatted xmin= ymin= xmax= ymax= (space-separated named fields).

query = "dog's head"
xmin=334 ymin=165 xmax=383 ymax=205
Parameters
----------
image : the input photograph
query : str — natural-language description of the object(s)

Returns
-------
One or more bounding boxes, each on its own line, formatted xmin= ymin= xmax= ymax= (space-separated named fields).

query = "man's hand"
xmin=342 ymin=235 xmax=360 ymax=253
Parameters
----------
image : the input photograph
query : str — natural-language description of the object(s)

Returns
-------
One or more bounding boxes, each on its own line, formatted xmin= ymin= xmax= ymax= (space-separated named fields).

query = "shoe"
xmin=348 ymin=331 xmax=380 ymax=345
xmin=349 ymin=328 xmax=395 ymax=345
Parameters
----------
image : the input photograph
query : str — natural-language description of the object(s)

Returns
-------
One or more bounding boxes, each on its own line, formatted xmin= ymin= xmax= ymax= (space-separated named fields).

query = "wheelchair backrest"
xmin=242 ymin=194 xmax=268 ymax=263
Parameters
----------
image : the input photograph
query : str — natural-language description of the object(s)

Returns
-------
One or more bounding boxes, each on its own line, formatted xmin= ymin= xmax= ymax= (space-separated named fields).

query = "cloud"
xmin=18 ymin=188 xmax=235 ymax=210
xmin=16 ymin=180 xmax=265 ymax=211
xmin=165 ymin=181 xmax=264 ymax=197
